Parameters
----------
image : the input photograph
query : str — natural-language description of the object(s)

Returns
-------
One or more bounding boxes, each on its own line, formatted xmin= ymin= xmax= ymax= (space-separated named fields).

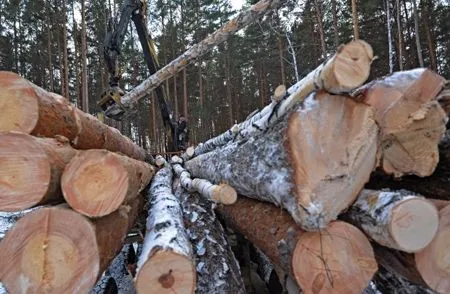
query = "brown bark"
xmin=313 ymin=0 xmax=327 ymax=58
xmin=421 ymin=0 xmax=437 ymax=71
xmin=0 ymin=199 xmax=143 ymax=293
xmin=331 ymin=0 xmax=339 ymax=47
xmin=62 ymin=0 xmax=69 ymax=98
xmin=277 ymin=35 xmax=286 ymax=85
xmin=183 ymin=68 xmax=188 ymax=119
xmin=46 ymin=1 xmax=54 ymax=92
xmin=0 ymin=132 xmax=78 ymax=212
xmin=81 ymin=0 xmax=88 ymax=112
xmin=62 ymin=149 xmax=154 ymax=217
xmin=173 ymin=74 xmax=179 ymax=119
xmin=352 ymin=0 xmax=360 ymax=40
xmin=217 ymin=197 xmax=378 ymax=294
xmin=396 ymin=0 xmax=404 ymax=70
xmin=0 ymin=71 xmax=151 ymax=161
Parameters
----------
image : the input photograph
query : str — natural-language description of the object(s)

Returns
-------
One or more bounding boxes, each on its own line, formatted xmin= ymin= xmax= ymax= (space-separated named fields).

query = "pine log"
xmin=186 ymin=91 xmax=379 ymax=230
xmin=345 ymin=189 xmax=439 ymax=252
xmin=61 ymin=149 xmax=154 ymax=217
xmin=135 ymin=167 xmax=195 ymax=294
xmin=0 ymin=132 xmax=78 ymax=211
xmin=193 ymin=40 xmax=374 ymax=157
xmin=0 ymin=199 xmax=143 ymax=293
xmin=0 ymin=71 xmax=151 ymax=161
xmin=354 ymin=68 xmax=447 ymax=177
xmin=217 ymin=197 xmax=378 ymax=294
xmin=174 ymin=182 xmax=245 ymax=294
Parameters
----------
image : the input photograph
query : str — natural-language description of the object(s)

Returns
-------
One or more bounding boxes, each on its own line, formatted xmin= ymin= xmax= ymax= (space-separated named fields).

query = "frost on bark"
xmin=174 ymin=183 xmax=245 ymax=294
xmin=186 ymin=92 xmax=378 ymax=231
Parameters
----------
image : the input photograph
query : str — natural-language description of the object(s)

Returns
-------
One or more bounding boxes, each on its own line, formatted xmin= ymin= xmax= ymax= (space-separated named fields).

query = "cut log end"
xmin=0 ymin=207 xmax=99 ymax=293
xmin=274 ymin=84 xmax=287 ymax=101
xmin=135 ymin=251 xmax=195 ymax=294
xmin=155 ymin=155 xmax=167 ymax=168
xmin=0 ymin=72 xmax=39 ymax=133
xmin=389 ymin=198 xmax=439 ymax=252
xmin=0 ymin=132 xmax=51 ymax=211
xmin=292 ymin=221 xmax=378 ymax=294
xmin=212 ymin=184 xmax=238 ymax=205
xmin=185 ymin=146 xmax=195 ymax=158
xmin=62 ymin=150 xmax=129 ymax=217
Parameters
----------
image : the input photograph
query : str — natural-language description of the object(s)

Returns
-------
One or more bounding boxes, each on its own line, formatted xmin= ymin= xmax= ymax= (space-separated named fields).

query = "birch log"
xmin=0 ymin=199 xmax=143 ymax=293
xmin=135 ymin=167 xmax=195 ymax=294
xmin=345 ymin=189 xmax=439 ymax=252
xmin=0 ymin=71 xmax=152 ymax=162
xmin=174 ymin=183 xmax=245 ymax=294
xmin=186 ymin=91 xmax=379 ymax=230
xmin=355 ymin=68 xmax=447 ymax=177
xmin=61 ymin=149 xmax=154 ymax=217
xmin=0 ymin=132 xmax=78 ymax=211
xmin=193 ymin=40 xmax=374 ymax=157
xmin=217 ymin=197 xmax=378 ymax=294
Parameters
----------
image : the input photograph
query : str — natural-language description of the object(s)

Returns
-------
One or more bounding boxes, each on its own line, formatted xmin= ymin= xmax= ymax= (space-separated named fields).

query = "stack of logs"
xmin=0 ymin=38 xmax=449 ymax=294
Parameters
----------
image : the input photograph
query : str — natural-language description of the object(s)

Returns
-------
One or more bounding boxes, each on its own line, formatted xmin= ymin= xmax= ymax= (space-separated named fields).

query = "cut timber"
xmin=0 ymin=132 xmax=78 ymax=211
xmin=62 ymin=149 xmax=154 ymax=217
xmin=175 ymin=183 xmax=245 ymax=294
xmin=355 ymin=68 xmax=447 ymax=177
xmin=217 ymin=197 xmax=378 ymax=294
xmin=193 ymin=40 xmax=374 ymax=157
xmin=0 ymin=71 xmax=151 ymax=161
xmin=136 ymin=167 xmax=195 ymax=294
xmin=186 ymin=91 xmax=379 ymax=230
xmin=0 ymin=199 xmax=143 ymax=293
xmin=415 ymin=204 xmax=450 ymax=293
xmin=345 ymin=189 xmax=439 ymax=252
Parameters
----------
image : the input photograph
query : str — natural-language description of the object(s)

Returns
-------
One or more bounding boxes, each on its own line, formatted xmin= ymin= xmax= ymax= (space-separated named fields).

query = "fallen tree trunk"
xmin=193 ymin=40 xmax=374 ymax=157
xmin=0 ymin=132 xmax=78 ymax=211
xmin=186 ymin=91 xmax=378 ymax=230
xmin=0 ymin=71 xmax=152 ymax=162
xmin=61 ymin=149 xmax=154 ymax=217
xmin=217 ymin=197 xmax=378 ymax=294
xmin=0 ymin=199 xmax=143 ymax=293
xmin=135 ymin=167 xmax=195 ymax=294
xmin=174 ymin=182 xmax=245 ymax=294
xmin=345 ymin=189 xmax=439 ymax=252
xmin=354 ymin=68 xmax=447 ymax=177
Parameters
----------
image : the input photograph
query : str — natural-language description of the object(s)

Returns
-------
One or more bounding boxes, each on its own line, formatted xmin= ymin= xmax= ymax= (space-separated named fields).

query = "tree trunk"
xmin=412 ymin=0 xmax=424 ymax=67
xmin=217 ymin=197 xmax=378 ymax=294
xmin=421 ymin=0 xmax=437 ymax=71
xmin=0 ymin=72 xmax=152 ymax=161
xmin=81 ymin=0 xmax=89 ymax=112
xmin=355 ymin=68 xmax=446 ymax=177
xmin=277 ymin=35 xmax=286 ymax=85
xmin=386 ymin=0 xmax=394 ymax=73
xmin=173 ymin=74 xmax=179 ymax=119
xmin=187 ymin=91 xmax=378 ymax=231
xmin=345 ymin=189 xmax=439 ymax=252
xmin=135 ymin=167 xmax=195 ymax=294
xmin=183 ymin=68 xmax=188 ymax=119
xmin=62 ymin=149 xmax=154 ymax=217
xmin=0 ymin=199 xmax=143 ymax=293
xmin=313 ymin=0 xmax=327 ymax=58
xmin=0 ymin=132 xmax=78 ymax=211
xmin=396 ymin=0 xmax=404 ymax=70
xmin=62 ymin=0 xmax=69 ymax=98
xmin=352 ymin=0 xmax=360 ymax=39
xmin=331 ymin=0 xmax=339 ymax=47
xmin=174 ymin=183 xmax=245 ymax=294
xmin=46 ymin=2 xmax=54 ymax=92
xmin=226 ymin=47 xmax=234 ymax=125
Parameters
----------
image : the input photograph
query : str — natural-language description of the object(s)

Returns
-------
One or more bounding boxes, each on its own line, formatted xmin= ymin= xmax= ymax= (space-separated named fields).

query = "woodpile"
xmin=1 ymin=37 xmax=449 ymax=294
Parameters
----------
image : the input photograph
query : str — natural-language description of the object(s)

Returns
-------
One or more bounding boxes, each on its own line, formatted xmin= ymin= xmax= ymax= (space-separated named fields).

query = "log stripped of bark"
xmin=174 ymin=183 xmax=245 ymax=294
xmin=218 ymin=197 xmax=378 ymax=293
xmin=0 ymin=132 xmax=78 ymax=211
xmin=0 ymin=71 xmax=151 ymax=162
xmin=62 ymin=149 xmax=154 ymax=217
xmin=355 ymin=68 xmax=447 ymax=177
xmin=0 ymin=199 xmax=143 ymax=293
xmin=193 ymin=40 xmax=374 ymax=157
xmin=187 ymin=92 xmax=378 ymax=230
xmin=345 ymin=189 xmax=439 ymax=252
xmin=136 ymin=167 xmax=195 ymax=294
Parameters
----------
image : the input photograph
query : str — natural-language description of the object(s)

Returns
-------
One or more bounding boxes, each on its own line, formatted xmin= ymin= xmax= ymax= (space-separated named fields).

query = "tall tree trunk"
xmin=183 ymin=68 xmax=188 ymax=119
xmin=173 ymin=75 xmax=179 ymax=119
xmin=412 ymin=0 xmax=424 ymax=67
xmin=352 ymin=0 xmax=360 ymax=40
xmin=226 ymin=47 xmax=233 ymax=126
xmin=62 ymin=0 xmax=69 ymax=98
xmin=277 ymin=35 xmax=286 ymax=85
xmin=81 ymin=0 xmax=89 ymax=112
xmin=421 ymin=0 xmax=437 ymax=71
xmin=387 ymin=0 xmax=394 ymax=73
xmin=313 ymin=0 xmax=327 ymax=58
xmin=332 ymin=0 xmax=339 ymax=47
xmin=47 ymin=2 xmax=54 ymax=92
xmin=396 ymin=0 xmax=404 ymax=70
xmin=72 ymin=1 xmax=80 ymax=107
xmin=152 ymin=93 xmax=157 ymax=153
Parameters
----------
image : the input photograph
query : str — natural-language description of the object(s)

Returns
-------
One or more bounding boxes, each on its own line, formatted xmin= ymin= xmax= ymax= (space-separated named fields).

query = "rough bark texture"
xmin=62 ymin=149 xmax=154 ymax=217
xmin=135 ymin=167 xmax=195 ymax=294
xmin=355 ymin=68 xmax=447 ymax=177
xmin=187 ymin=92 xmax=378 ymax=231
xmin=0 ymin=71 xmax=151 ymax=161
xmin=174 ymin=183 xmax=245 ymax=294
xmin=345 ymin=189 xmax=439 ymax=252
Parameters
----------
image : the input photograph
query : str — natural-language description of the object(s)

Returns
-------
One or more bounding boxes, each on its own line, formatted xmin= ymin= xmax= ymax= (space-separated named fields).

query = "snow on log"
xmin=345 ymin=189 xmax=439 ymax=252
xmin=135 ymin=167 xmax=195 ymax=294
xmin=0 ymin=199 xmax=143 ymax=293
xmin=193 ymin=40 xmax=374 ymax=157
xmin=186 ymin=91 xmax=378 ymax=230
xmin=174 ymin=182 xmax=245 ymax=293
xmin=355 ymin=68 xmax=447 ymax=177
xmin=0 ymin=71 xmax=152 ymax=162
xmin=0 ymin=132 xmax=78 ymax=211
xmin=61 ymin=149 xmax=154 ymax=217
xmin=217 ymin=197 xmax=378 ymax=294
